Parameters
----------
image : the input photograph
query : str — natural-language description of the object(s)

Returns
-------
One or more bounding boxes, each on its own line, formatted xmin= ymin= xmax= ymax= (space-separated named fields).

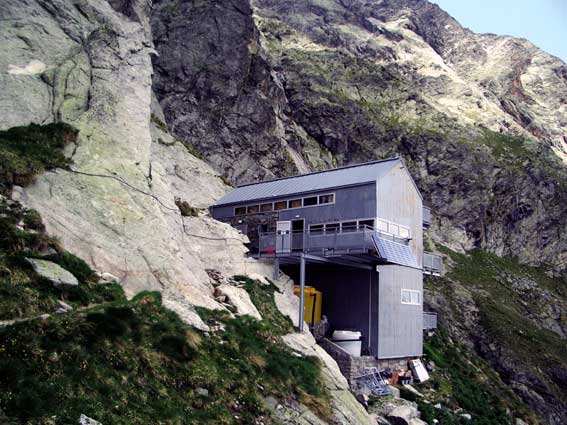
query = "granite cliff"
xmin=1 ymin=0 xmax=567 ymax=424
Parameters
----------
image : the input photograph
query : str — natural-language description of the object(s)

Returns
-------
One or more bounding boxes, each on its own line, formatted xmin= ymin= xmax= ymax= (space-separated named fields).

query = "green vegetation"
xmin=0 ymin=198 xmax=125 ymax=321
xmin=151 ymin=113 xmax=168 ymax=133
xmin=423 ymin=246 xmax=567 ymax=424
xmin=0 ymin=123 xmax=76 ymax=193
xmin=174 ymin=198 xmax=200 ymax=217
xmin=417 ymin=332 xmax=516 ymax=425
xmin=0 ymin=277 xmax=331 ymax=424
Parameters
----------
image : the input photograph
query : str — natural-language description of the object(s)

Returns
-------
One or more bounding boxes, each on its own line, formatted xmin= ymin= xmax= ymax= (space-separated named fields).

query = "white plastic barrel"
xmin=332 ymin=330 xmax=362 ymax=357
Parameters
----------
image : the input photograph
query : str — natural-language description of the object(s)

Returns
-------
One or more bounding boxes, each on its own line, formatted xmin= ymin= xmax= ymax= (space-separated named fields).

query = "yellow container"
xmin=294 ymin=286 xmax=323 ymax=324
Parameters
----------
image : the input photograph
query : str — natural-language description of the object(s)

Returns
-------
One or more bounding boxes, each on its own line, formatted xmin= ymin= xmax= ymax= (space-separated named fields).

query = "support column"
xmin=273 ymin=258 xmax=280 ymax=281
xmin=299 ymin=253 xmax=306 ymax=332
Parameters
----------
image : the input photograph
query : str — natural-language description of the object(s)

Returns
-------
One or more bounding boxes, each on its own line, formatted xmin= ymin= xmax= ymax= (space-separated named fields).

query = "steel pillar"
xmin=299 ymin=253 xmax=306 ymax=332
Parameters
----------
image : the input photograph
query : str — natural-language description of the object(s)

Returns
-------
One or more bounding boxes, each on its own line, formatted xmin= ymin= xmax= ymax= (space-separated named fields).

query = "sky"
xmin=431 ymin=0 xmax=567 ymax=63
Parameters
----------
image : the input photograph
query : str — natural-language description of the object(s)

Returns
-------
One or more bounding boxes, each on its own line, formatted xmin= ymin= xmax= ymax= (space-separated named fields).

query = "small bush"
xmin=0 ymin=123 xmax=77 ymax=193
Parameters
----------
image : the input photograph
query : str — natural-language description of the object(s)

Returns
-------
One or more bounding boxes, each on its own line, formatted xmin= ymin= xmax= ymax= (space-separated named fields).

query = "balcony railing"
xmin=423 ymin=206 xmax=432 ymax=228
xmin=259 ymin=225 xmax=383 ymax=257
xmin=259 ymin=226 xmax=444 ymax=273
xmin=423 ymin=312 xmax=438 ymax=330
xmin=423 ymin=252 xmax=443 ymax=275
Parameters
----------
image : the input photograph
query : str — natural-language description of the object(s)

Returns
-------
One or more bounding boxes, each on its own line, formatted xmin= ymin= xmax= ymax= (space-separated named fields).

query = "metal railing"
xmin=423 ymin=312 xmax=438 ymax=330
xmin=423 ymin=251 xmax=443 ymax=275
xmin=258 ymin=225 xmax=409 ymax=257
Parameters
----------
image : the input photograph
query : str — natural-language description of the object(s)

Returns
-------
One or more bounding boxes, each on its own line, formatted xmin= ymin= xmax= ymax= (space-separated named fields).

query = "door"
xmin=276 ymin=221 xmax=291 ymax=254
xmin=291 ymin=219 xmax=305 ymax=251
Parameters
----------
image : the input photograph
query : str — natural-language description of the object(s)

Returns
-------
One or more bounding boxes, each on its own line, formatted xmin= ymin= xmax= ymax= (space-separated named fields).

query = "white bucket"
xmin=332 ymin=330 xmax=362 ymax=357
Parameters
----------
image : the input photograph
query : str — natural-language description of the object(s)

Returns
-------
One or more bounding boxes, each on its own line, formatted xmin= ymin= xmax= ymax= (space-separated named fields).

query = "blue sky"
xmin=432 ymin=0 xmax=567 ymax=63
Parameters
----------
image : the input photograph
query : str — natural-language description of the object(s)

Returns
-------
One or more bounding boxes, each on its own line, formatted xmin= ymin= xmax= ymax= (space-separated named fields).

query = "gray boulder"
xmin=79 ymin=414 xmax=101 ymax=425
xmin=386 ymin=405 xmax=420 ymax=425
xmin=26 ymin=258 xmax=79 ymax=288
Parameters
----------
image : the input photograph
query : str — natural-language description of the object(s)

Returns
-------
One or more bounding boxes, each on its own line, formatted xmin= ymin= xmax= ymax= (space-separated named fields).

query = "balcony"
xmin=423 ymin=252 xmax=443 ymax=275
xmin=259 ymin=226 xmax=443 ymax=273
xmin=423 ymin=206 xmax=432 ymax=228
xmin=423 ymin=312 xmax=438 ymax=330
xmin=259 ymin=225 xmax=382 ymax=258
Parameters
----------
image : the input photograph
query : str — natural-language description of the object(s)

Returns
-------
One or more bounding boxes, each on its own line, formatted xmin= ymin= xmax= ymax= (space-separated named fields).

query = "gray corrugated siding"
xmin=377 ymin=265 xmax=423 ymax=359
xmin=213 ymin=158 xmax=399 ymax=206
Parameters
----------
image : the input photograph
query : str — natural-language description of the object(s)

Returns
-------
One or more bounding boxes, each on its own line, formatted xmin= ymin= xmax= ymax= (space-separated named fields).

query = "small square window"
xmin=401 ymin=289 xmax=421 ymax=305
xmin=389 ymin=223 xmax=399 ymax=235
xmin=309 ymin=224 xmax=324 ymax=234
xmin=260 ymin=203 xmax=273 ymax=212
xmin=247 ymin=205 xmax=259 ymax=214
xmin=289 ymin=199 xmax=302 ymax=208
xmin=234 ymin=207 xmax=246 ymax=216
xmin=325 ymin=223 xmax=340 ymax=233
xmin=342 ymin=221 xmax=357 ymax=233
xmin=377 ymin=219 xmax=389 ymax=232
xmin=274 ymin=201 xmax=287 ymax=210
xmin=319 ymin=194 xmax=334 ymax=204
xmin=359 ymin=219 xmax=375 ymax=230
xmin=303 ymin=196 xmax=318 ymax=206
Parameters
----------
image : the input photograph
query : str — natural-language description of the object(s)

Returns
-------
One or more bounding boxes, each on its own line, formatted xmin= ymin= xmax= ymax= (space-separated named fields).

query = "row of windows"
xmin=308 ymin=219 xmax=375 ymax=234
xmin=376 ymin=218 xmax=411 ymax=239
xmin=234 ymin=193 xmax=335 ymax=216
xmin=401 ymin=289 xmax=421 ymax=305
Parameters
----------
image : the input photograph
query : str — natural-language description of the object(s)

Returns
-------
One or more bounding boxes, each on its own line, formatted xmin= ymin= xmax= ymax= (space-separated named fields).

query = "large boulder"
xmin=216 ymin=284 xmax=262 ymax=320
xmin=386 ymin=405 xmax=420 ymax=425
xmin=25 ymin=258 xmax=78 ymax=288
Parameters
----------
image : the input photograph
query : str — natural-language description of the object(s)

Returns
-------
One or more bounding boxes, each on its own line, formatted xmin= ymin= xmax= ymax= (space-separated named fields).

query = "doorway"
xmin=291 ymin=219 xmax=305 ymax=251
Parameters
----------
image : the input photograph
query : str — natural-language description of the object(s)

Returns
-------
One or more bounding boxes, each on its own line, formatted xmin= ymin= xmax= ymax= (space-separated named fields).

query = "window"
xmin=274 ymin=201 xmax=287 ymax=211
xmin=303 ymin=196 xmax=318 ymax=206
xmin=289 ymin=199 xmax=302 ymax=208
xmin=234 ymin=206 xmax=246 ymax=216
xmin=376 ymin=218 xmax=410 ymax=239
xmin=260 ymin=203 xmax=273 ymax=212
xmin=309 ymin=224 xmax=324 ymax=234
xmin=341 ymin=221 xmax=357 ymax=233
xmin=319 ymin=194 xmax=334 ymax=204
xmin=358 ymin=219 xmax=375 ymax=230
xmin=325 ymin=222 xmax=340 ymax=233
xmin=246 ymin=205 xmax=259 ymax=214
xmin=401 ymin=289 xmax=421 ymax=305
xmin=377 ymin=219 xmax=389 ymax=232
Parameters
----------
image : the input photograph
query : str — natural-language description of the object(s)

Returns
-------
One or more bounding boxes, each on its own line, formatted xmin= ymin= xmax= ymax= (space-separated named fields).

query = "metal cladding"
xmin=372 ymin=235 xmax=420 ymax=269
xmin=213 ymin=157 xmax=400 ymax=206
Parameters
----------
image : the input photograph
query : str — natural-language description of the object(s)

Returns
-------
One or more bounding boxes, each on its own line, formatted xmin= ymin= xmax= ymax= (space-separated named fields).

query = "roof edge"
xmin=235 ymin=156 xmax=401 ymax=189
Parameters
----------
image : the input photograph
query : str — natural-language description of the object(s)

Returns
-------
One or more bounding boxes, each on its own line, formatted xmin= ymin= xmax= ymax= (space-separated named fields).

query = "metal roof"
xmin=372 ymin=235 xmax=420 ymax=269
xmin=213 ymin=158 xmax=401 ymax=206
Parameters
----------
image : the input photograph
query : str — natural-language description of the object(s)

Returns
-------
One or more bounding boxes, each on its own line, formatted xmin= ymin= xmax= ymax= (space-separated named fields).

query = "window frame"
xmin=401 ymin=289 xmax=421 ymax=305
xmin=260 ymin=202 xmax=273 ymax=212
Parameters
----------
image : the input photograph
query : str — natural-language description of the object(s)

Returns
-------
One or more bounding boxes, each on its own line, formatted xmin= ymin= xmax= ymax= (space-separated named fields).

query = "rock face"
xmin=25 ymin=258 xmax=79 ymax=288
xmin=1 ymin=1 xmax=372 ymax=423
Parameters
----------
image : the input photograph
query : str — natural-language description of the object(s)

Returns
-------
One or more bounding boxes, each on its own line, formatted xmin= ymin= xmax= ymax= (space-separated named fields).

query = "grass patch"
xmin=0 ymin=123 xmax=76 ymax=193
xmin=0 ymin=198 xmax=124 ymax=320
xmin=174 ymin=198 xmax=200 ymax=217
xmin=419 ymin=332 xmax=515 ymax=424
xmin=0 ymin=281 xmax=332 ymax=424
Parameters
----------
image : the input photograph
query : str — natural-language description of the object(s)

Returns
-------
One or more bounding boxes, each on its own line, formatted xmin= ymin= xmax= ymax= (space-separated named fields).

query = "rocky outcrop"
xmin=1 ymin=1 xmax=372 ymax=423
xmin=150 ymin=0 xmax=318 ymax=183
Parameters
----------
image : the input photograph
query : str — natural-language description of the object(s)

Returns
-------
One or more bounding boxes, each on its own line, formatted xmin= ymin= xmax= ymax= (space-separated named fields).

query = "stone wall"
xmin=319 ymin=338 xmax=412 ymax=382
